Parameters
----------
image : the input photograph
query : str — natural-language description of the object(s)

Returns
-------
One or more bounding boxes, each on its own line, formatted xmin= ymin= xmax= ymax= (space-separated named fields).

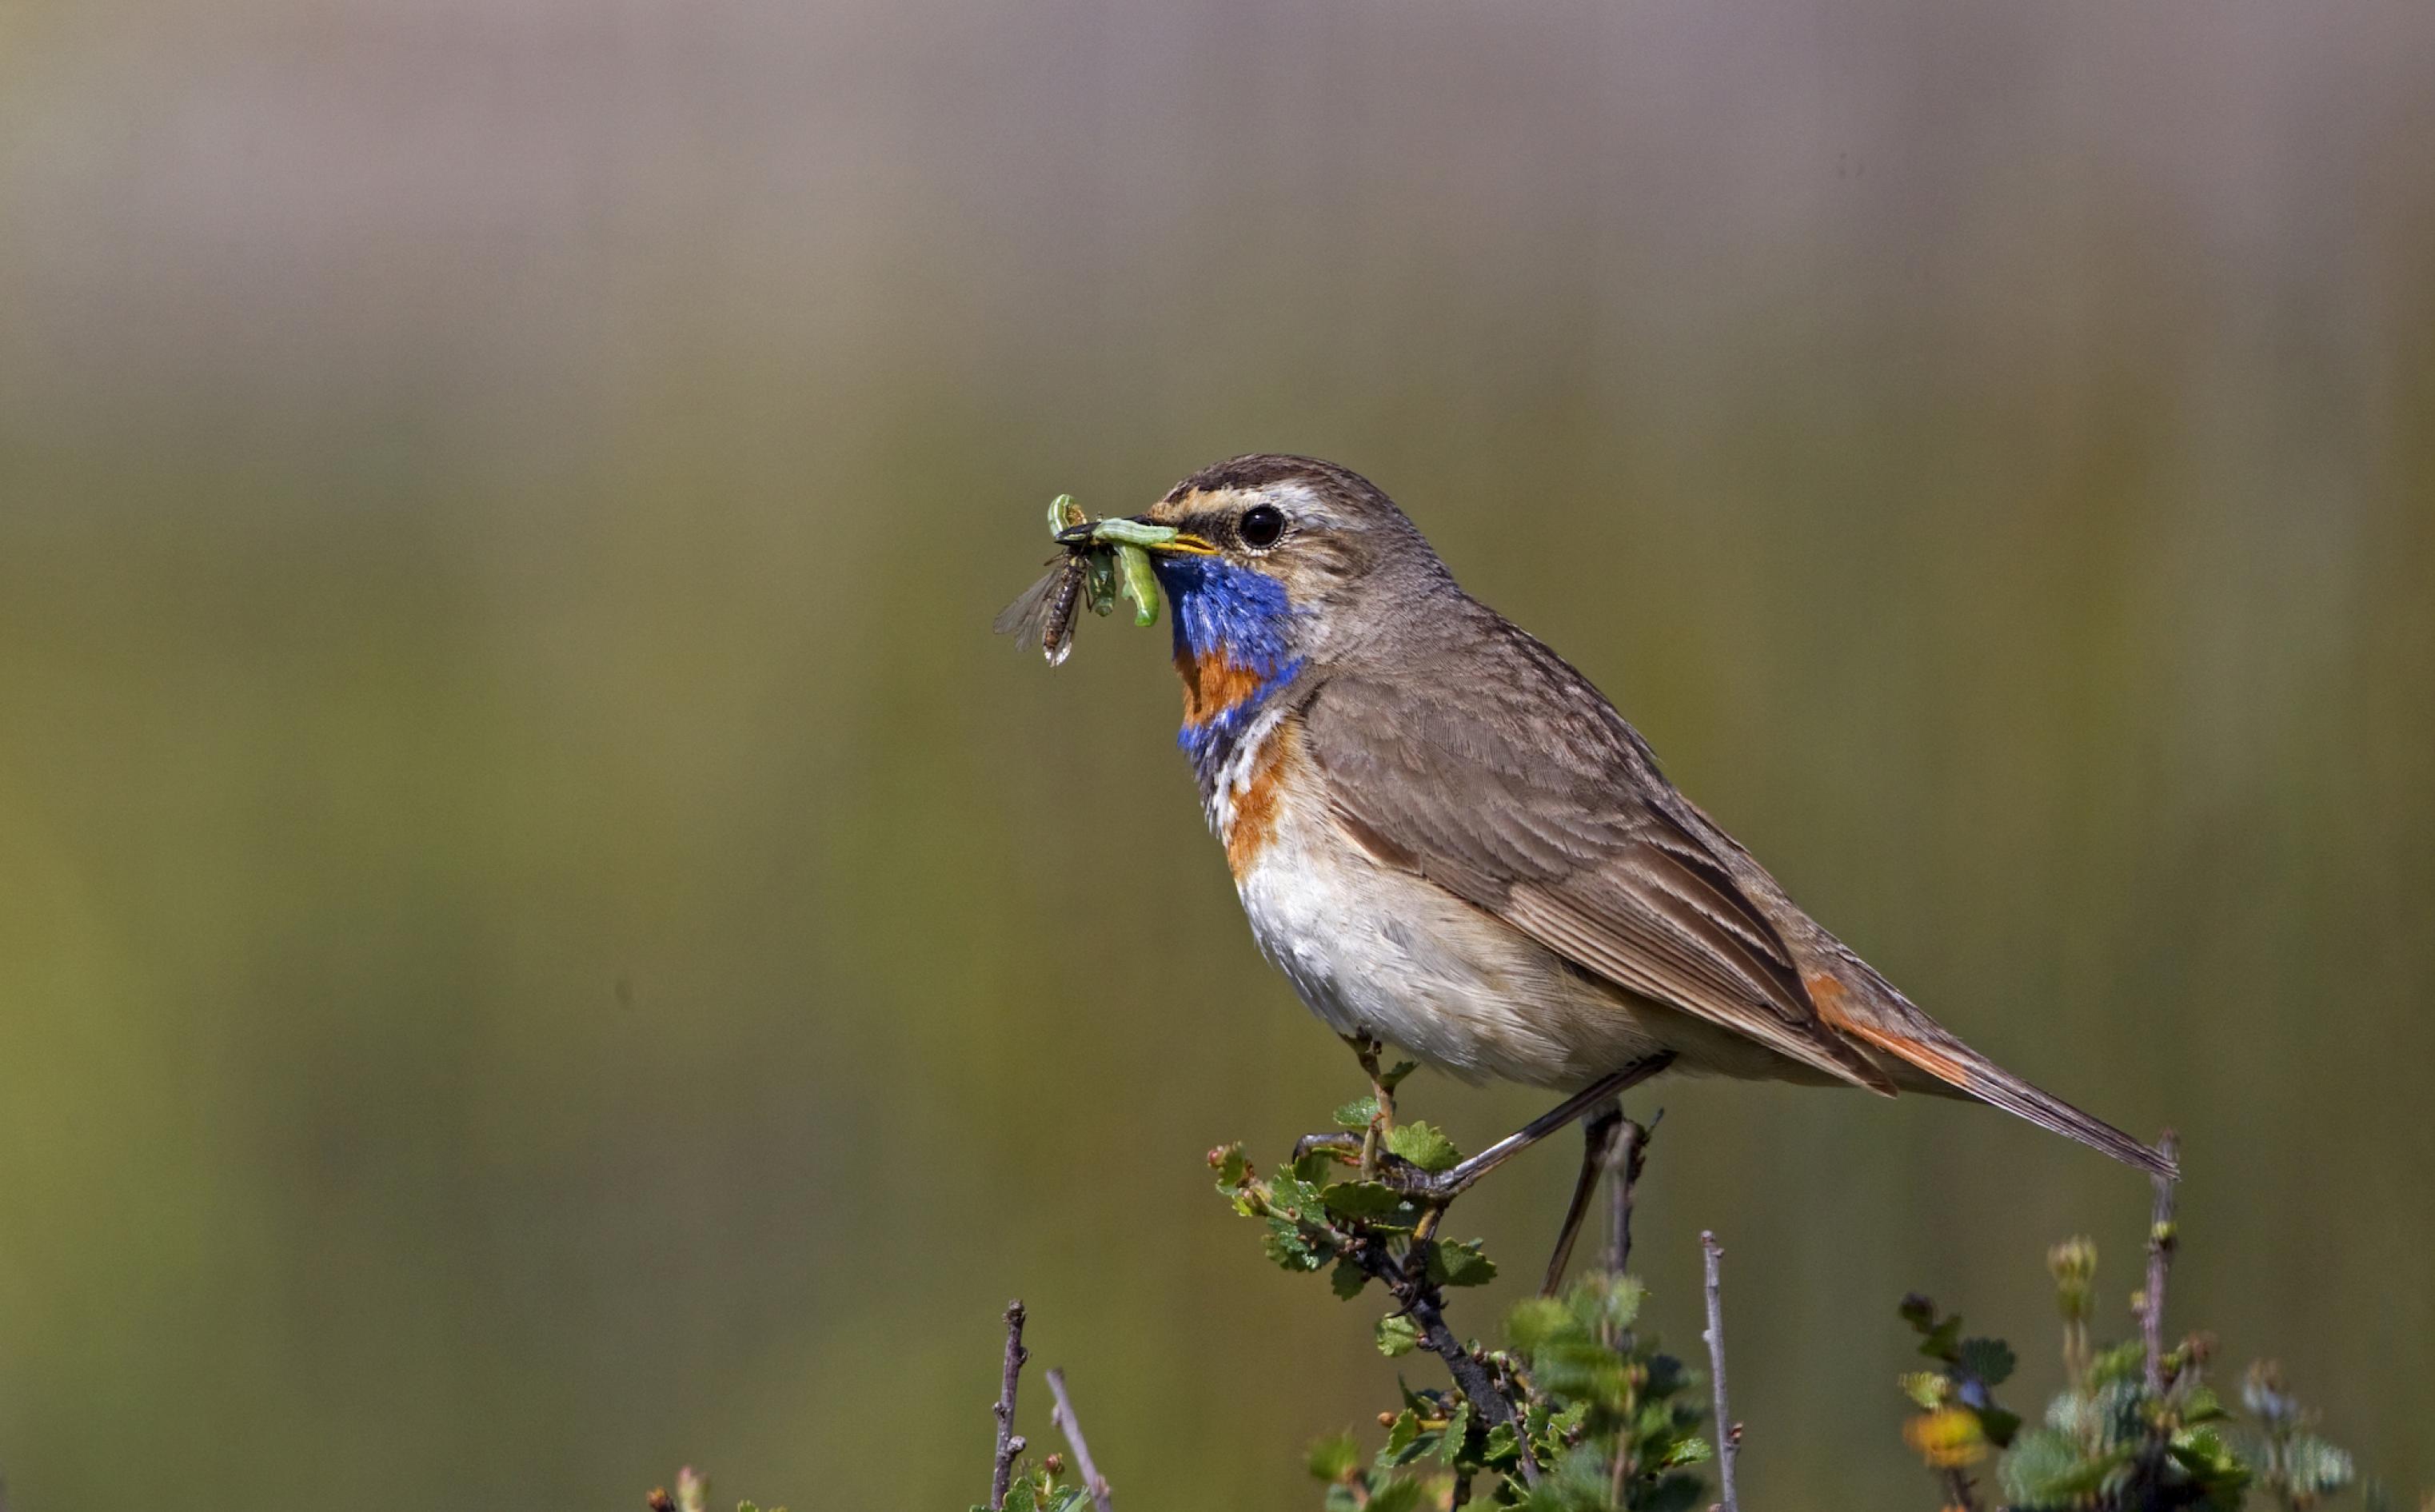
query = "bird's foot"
xmin=1290 ymin=1130 xmax=1363 ymax=1168
xmin=1287 ymin=1135 xmax=1463 ymax=1207
xmin=1365 ymin=1155 xmax=1470 ymax=1204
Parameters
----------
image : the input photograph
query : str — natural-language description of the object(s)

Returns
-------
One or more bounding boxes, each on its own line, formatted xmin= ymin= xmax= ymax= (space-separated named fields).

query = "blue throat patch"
xmin=1157 ymin=554 xmax=1304 ymax=780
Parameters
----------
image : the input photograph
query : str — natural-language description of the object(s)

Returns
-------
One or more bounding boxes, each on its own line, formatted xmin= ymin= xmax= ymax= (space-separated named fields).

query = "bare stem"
xmin=1700 ymin=1231 xmax=1741 ymax=1512
xmin=1046 ymin=1367 xmax=1115 ymax=1512
xmin=1605 ymin=1115 xmax=1653 ymax=1279
xmin=1942 ymin=1466 xmax=1981 ymax=1512
xmin=2142 ymin=1130 xmax=2182 ymax=1396
xmin=990 ymin=1300 xmax=1029 ymax=1510
xmin=1604 ymin=1114 xmax=1653 ymax=1510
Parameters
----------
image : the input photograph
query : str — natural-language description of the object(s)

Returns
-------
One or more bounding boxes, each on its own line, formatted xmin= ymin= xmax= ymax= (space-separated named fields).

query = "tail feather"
xmin=1837 ymin=1018 xmax=2177 ymax=1179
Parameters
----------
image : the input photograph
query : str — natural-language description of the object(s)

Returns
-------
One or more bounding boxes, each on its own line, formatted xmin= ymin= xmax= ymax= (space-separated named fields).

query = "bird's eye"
xmin=1239 ymin=504 xmax=1286 ymax=549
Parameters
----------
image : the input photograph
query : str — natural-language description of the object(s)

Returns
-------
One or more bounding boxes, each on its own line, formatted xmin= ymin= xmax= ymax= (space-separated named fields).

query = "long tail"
xmin=1835 ymin=1016 xmax=2178 ymax=1179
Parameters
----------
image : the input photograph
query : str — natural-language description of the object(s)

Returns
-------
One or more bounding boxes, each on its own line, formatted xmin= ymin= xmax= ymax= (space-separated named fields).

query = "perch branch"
xmin=990 ymin=1300 xmax=1029 ymax=1510
xmin=2142 ymin=1131 xmax=2181 ymax=1395
xmin=1942 ymin=1466 xmax=1982 ymax=1512
xmin=1046 ymin=1367 xmax=1114 ymax=1512
xmin=1606 ymin=1113 xmax=1654 ymax=1278
xmin=1355 ymin=1239 xmax=1542 ymax=1486
xmin=1701 ymin=1231 xmax=1741 ymax=1512
xmin=1602 ymin=1115 xmax=1655 ymax=1510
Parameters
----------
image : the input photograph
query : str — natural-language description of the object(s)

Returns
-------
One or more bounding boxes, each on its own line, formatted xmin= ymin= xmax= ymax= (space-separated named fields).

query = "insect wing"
xmin=992 ymin=554 xmax=1087 ymax=665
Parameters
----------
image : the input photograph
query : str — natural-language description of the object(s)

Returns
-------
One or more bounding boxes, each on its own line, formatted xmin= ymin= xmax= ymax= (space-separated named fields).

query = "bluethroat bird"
xmin=1025 ymin=454 xmax=2173 ymax=1280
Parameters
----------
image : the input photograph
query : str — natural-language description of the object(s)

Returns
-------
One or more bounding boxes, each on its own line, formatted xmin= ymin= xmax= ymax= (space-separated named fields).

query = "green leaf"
xmin=1426 ymin=1238 xmax=1499 ymax=1288
xmin=1379 ymin=1059 xmax=1419 ymax=1091
xmin=1386 ymin=1121 xmax=1462 ymax=1172
xmin=1547 ymin=1400 xmax=1590 ymax=1441
xmin=1639 ymin=1476 xmax=1706 ymax=1512
xmin=1333 ymin=1096 xmax=1381 ymax=1129
xmin=2281 ymin=1434 xmax=2357 ymax=1498
xmin=1996 ymin=1427 xmax=2082 ymax=1502
xmin=1267 ymin=1171 xmax=1327 ymax=1215
xmin=1331 ymin=1257 xmax=1371 ymax=1300
xmin=1211 ymin=1143 xmax=1249 ymax=1189
xmin=1507 ymin=1297 xmax=1575 ymax=1355
xmin=2086 ymin=1338 xmax=2146 ymax=1385
xmin=1263 ymin=1223 xmax=1327 ymax=1271
xmin=1321 ymin=1181 xmax=1414 ymax=1221
xmin=1480 ymin=1422 xmax=1520 ymax=1466
xmin=1377 ymin=1312 xmax=1423 ymax=1358
xmin=2168 ymin=1425 xmax=2245 ymax=1481
xmin=1530 ymin=1338 xmax=1628 ymax=1405
xmin=1438 ymin=1400 xmax=1473 ymax=1465
xmin=2002 ymin=1430 xmax=2130 ymax=1503
xmin=1898 ymin=1370 xmax=1947 ymax=1410
xmin=1291 ymin=1148 xmax=1346 ymax=1183
xmin=1917 ymin=1315 xmax=1962 ymax=1359
xmin=1659 ymin=1436 xmax=1714 ymax=1467
xmin=1001 ymin=1481 xmax=1037 ymax=1512
xmin=1307 ymin=1430 xmax=1361 ymax=1482
xmin=1566 ymin=1272 xmax=1644 ymax=1338
xmin=1366 ymin=1478 xmax=1429 ymax=1512
xmin=1957 ymin=1336 xmax=2017 ymax=1387
xmin=1974 ymin=1405 xmax=2022 ymax=1448
xmin=1383 ymin=1408 xmax=1423 ymax=1458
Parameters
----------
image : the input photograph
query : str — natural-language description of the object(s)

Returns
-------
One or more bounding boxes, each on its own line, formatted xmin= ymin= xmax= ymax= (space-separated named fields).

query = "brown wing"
xmin=1301 ymin=635 xmax=1896 ymax=1094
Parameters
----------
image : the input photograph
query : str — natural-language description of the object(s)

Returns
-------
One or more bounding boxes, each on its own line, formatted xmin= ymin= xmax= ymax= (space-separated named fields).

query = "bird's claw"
xmin=1290 ymin=1131 xmax=1363 ymax=1167
xmin=1367 ymin=1155 xmax=1463 ymax=1203
xmin=1289 ymin=1134 xmax=1467 ymax=1203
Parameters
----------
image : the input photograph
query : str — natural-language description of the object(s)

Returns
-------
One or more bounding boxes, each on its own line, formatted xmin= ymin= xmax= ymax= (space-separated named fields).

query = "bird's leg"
xmin=1540 ymin=1098 xmax=1625 ymax=1295
xmin=1347 ymin=1032 xmax=1413 ymax=1175
xmin=1292 ymin=1033 xmax=1418 ymax=1177
xmin=1373 ymin=1053 xmax=1675 ymax=1206
xmin=1350 ymin=1034 xmax=1389 ymax=1171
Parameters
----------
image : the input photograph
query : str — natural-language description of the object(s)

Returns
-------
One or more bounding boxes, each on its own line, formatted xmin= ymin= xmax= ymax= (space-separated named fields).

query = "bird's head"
xmin=1065 ymin=453 xmax=1455 ymax=760
xmin=1074 ymin=453 xmax=1451 ymax=667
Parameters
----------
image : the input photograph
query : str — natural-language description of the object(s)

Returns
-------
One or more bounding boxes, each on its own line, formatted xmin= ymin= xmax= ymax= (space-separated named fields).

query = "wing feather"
xmin=1303 ymin=644 xmax=1895 ymax=1093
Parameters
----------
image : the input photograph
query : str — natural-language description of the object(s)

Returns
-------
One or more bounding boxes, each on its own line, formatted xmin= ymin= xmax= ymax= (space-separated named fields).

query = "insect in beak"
xmin=1061 ymin=517 xmax=1219 ymax=556
xmin=998 ymin=496 xmax=1210 ymax=664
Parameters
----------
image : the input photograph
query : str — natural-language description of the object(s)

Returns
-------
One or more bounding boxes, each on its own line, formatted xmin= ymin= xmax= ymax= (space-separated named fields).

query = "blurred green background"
xmin=3 ymin=2 xmax=2431 ymax=1506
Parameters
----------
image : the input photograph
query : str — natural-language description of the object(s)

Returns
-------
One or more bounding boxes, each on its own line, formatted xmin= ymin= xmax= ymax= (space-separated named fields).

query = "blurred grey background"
xmin=2 ymin=1 xmax=2430 ymax=1506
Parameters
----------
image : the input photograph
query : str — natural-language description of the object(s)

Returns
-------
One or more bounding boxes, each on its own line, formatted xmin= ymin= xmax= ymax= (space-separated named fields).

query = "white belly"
xmin=1233 ymin=795 xmax=1670 ymax=1090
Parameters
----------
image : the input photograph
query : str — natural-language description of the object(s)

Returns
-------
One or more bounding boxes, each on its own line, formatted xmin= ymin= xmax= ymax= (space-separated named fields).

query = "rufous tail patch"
xmin=1807 ymin=970 xmax=1970 ymax=1087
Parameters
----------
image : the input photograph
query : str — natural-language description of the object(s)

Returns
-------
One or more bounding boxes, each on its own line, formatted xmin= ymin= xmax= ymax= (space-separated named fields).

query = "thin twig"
xmin=1700 ymin=1231 xmax=1741 ymax=1512
xmin=2142 ymin=1131 xmax=2182 ymax=1396
xmin=990 ymin=1300 xmax=1029 ymax=1510
xmin=1046 ymin=1367 xmax=1115 ymax=1512
xmin=1606 ymin=1114 xmax=1654 ymax=1278
xmin=1604 ymin=1114 xmax=1652 ymax=1510
xmin=1942 ymin=1466 xmax=1982 ymax=1512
